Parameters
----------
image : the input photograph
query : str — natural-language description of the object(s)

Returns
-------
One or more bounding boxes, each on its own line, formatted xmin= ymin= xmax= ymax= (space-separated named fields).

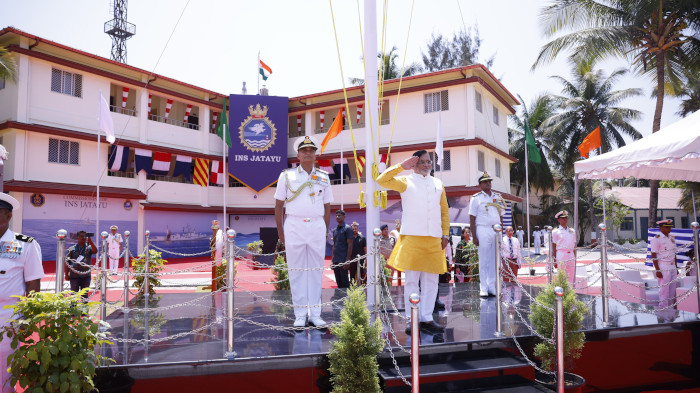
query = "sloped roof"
xmin=611 ymin=187 xmax=682 ymax=210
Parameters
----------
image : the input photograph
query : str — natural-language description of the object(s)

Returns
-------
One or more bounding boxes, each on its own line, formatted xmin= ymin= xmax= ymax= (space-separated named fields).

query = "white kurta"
xmin=274 ymin=166 xmax=333 ymax=319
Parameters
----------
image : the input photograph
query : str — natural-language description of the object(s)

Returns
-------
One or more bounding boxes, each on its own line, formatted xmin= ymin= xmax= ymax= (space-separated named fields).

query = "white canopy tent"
xmin=573 ymin=110 xmax=700 ymax=235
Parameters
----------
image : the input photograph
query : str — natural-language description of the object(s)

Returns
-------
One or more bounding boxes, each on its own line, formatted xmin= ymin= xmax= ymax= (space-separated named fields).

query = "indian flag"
xmin=259 ymin=57 xmax=272 ymax=81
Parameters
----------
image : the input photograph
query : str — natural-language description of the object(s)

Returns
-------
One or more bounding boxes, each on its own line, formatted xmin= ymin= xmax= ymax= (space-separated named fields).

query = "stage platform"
xmin=100 ymin=281 xmax=700 ymax=381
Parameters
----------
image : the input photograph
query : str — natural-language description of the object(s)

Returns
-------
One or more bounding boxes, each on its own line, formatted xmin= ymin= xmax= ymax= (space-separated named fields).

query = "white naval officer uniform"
xmin=516 ymin=229 xmax=524 ymax=247
xmin=552 ymin=225 xmax=577 ymax=284
xmin=274 ymin=166 xmax=333 ymax=320
xmin=650 ymin=232 xmax=678 ymax=308
xmin=107 ymin=232 xmax=123 ymax=273
xmin=533 ymin=229 xmax=542 ymax=254
xmin=0 ymin=230 xmax=44 ymax=393
xmin=468 ymin=190 xmax=505 ymax=295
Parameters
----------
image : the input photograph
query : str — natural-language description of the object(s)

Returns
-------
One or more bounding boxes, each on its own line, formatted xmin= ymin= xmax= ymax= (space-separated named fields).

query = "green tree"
xmin=421 ymin=26 xmax=494 ymax=72
xmin=533 ymin=0 xmax=700 ymax=227
xmin=544 ymin=57 xmax=642 ymax=235
xmin=0 ymin=46 xmax=17 ymax=83
xmin=595 ymin=196 xmax=631 ymax=239
xmin=676 ymin=70 xmax=700 ymax=118
xmin=350 ymin=46 xmax=422 ymax=86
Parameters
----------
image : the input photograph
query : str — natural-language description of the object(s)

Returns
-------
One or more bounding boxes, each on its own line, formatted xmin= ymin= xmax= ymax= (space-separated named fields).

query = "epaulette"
xmin=15 ymin=233 xmax=34 ymax=243
xmin=316 ymin=168 xmax=329 ymax=175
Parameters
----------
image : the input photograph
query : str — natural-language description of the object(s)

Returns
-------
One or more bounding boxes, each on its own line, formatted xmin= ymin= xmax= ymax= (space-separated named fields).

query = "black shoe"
xmin=434 ymin=298 xmax=445 ymax=311
xmin=419 ymin=321 xmax=445 ymax=333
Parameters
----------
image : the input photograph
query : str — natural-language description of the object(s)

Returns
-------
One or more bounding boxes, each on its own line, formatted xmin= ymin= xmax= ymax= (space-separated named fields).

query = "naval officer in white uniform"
xmin=106 ymin=225 xmax=123 ymax=274
xmin=0 ymin=193 xmax=44 ymax=393
xmin=551 ymin=210 xmax=577 ymax=285
xmin=650 ymin=219 xmax=679 ymax=308
xmin=469 ymin=171 xmax=505 ymax=297
xmin=275 ymin=136 xmax=332 ymax=328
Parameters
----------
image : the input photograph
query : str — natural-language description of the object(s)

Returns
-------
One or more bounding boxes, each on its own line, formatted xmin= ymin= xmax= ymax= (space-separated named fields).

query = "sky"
xmin=2 ymin=0 xmax=684 ymax=138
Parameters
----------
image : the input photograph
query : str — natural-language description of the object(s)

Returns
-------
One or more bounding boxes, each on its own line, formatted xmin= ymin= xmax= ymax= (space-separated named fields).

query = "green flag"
xmin=217 ymin=97 xmax=232 ymax=147
xmin=524 ymin=121 xmax=541 ymax=164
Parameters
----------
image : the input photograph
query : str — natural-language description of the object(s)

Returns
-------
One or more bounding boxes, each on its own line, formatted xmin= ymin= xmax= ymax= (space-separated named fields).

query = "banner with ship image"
xmin=228 ymin=94 xmax=289 ymax=193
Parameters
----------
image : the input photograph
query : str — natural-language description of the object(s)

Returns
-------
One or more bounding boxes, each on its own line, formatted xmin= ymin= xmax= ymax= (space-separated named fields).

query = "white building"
xmin=0 ymin=27 xmax=520 ymax=261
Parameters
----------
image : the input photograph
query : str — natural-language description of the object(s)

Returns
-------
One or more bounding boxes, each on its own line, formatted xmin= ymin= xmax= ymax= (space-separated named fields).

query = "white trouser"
xmin=657 ymin=261 xmax=678 ymax=308
xmin=1 ymin=339 xmax=12 ymax=393
xmin=477 ymin=225 xmax=497 ymax=295
xmin=109 ymin=249 xmax=120 ymax=272
xmin=403 ymin=270 xmax=438 ymax=322
xmin=556 ymin=251 xmax=576 ymax=285
xmin=285 ymin=216 xmax=326 ymax=319
xmin=534 ymin=238 xmax=541 ymax=254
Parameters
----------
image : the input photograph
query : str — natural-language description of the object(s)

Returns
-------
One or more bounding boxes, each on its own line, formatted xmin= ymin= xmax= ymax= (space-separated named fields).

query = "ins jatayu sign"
xmin=228 ymin=94 xmax=288 ymax=192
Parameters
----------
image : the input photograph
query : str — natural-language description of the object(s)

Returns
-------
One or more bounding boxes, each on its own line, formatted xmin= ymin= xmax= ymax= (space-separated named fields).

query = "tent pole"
xmin=574 ymin=174 xmax=579 ymax=245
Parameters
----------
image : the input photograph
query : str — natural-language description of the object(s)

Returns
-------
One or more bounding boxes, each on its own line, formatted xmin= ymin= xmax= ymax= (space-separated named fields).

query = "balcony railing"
xmin=148 ymin=114 xmax=200 ymax=130
xmin=109 ymin=105 xmax=137 ymax=117
xmin=313 ymin=118 xmax=390 ymax=135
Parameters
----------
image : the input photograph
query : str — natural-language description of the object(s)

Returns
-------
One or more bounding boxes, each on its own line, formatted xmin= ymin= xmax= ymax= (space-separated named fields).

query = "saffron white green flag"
xmin=259 ymin=57 xmax=272 ymax=81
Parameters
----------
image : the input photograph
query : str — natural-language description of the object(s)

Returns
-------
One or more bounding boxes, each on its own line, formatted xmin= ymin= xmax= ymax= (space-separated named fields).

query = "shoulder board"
xmin=15 ymin=234 xmax=34 ymax=243
xmin=316 ymin=168 xmax=328 ymax=175
xmin=474 ymin=191 xmax=484 ymax=196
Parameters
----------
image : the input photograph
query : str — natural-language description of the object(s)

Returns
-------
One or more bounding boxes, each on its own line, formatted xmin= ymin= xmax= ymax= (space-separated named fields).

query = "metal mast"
xmin=104 ymin=0 xmax=135 ymax=63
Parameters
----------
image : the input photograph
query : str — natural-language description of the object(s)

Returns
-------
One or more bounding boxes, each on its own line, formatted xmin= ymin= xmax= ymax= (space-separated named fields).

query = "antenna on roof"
xmin=104 ymin=0 xmax=136 ymax=63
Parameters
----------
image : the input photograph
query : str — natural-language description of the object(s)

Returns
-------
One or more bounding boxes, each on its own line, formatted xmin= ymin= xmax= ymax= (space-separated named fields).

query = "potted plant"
xmin=247 ymin=240 xmax=264 ymax=269
xmin=132 ymin=249 xmax=167 ymax=296
xmin=0 ymin=289 xmax=112 ymax=393
xmin=529 ymin=270 xmax=587 ymax=392
xmin=327 ymin=284 xmax=384 ymax=392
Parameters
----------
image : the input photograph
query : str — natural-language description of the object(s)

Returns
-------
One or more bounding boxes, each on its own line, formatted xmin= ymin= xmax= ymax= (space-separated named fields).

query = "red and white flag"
xmin=356 ymin=104 xmax=363 ymax=124
xmin=378 ymin=153 xmax=389 ymax=173
xmin=211 ymin=160 xmax=225 ymax=185
xmin=121 ymin=87 xmax=129 ymax=109
xmin=184 ymin=104 xmax=193 ymax=122
xmin=296 ymin=115 xmax=302 ymax=133
xmin=319 ymin=110 xmax=325 ymax=129
xmin=147 ymin=93 xmax=152 ymax=116
xmin=212 ymin=112 xmax=219 ymax=132
xmin=164 ymin=99 xmax=173 ymax=119
xmin=318 ymin=159 xmax=335 ymax=175
xmin=152 ymin=151 xmax=172 ymax=175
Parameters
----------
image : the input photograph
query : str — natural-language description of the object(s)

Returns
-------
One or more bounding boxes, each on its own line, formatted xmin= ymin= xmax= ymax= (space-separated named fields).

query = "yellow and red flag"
xmin=193 ymin=158 xmax=210 ymax=187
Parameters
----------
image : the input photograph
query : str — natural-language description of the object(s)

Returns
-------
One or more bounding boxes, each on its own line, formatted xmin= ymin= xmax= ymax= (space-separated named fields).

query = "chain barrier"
xmin=149 ymin=243 xmax=214 ymax=257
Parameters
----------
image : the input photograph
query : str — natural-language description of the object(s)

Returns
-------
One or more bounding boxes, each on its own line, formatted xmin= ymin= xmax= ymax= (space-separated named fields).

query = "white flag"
xmin=435 ymin=111 xmax=443 ymax=168
xmin=99 ymin=92 xmax=115 ymax=144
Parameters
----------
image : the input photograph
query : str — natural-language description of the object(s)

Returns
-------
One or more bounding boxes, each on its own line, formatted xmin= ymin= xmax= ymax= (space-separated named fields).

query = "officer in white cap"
xmin=469 ymin=171 xmax=505 ymax=297
xmin=106 ymin=224 xmax=123 ymax=274
xmin=0 ymin=193 xmax=43 ymax=392
xmin=274 ymin=136 xmax=333 ymax=328
xmin=533 ymin=226 xmax=542 ymax=255
xmin=551 ymin=210 xmax=577 ymax=284
xmin=650 ymin=219 xmax=679 ymax=308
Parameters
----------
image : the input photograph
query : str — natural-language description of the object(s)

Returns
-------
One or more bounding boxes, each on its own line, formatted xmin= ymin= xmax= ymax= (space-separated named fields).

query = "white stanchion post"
xmin=409 ymin=293 xmax=420 ymax=393
xmin=554 ymin=286 xmax=565 ymax=393
xmin=546 ymin=226 xmax=554 ymax=284
xmin=692 ymin=222 xmax=700 ymax=319
xmin=55 ymin=229 xmax=67 ymax=294
xmin=373 ymin=228 xmax=381 ymax=313
xmin=144 ymin=230 xmax=150 ymax=363
xmin=123 ymin=231 xmax=130 ymax=311
xmin=493 ymin=224 xmax=504 ymax=337
xmin=100 ymin=231 xmax=108 ymax=322
xmin=599 ymin=223 xmax=610 ymax=327
xmin=226 ymin=229 xmax=237 ymax=359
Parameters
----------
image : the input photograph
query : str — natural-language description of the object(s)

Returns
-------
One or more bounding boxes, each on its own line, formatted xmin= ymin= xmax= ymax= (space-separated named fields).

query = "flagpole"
xmin=223 ymin=123 xmax=227 ymax=228
xmin=340 ymin=133 xmax=344 ymax=210
xmin=524 ymin=122 xmax=532 ymax=263
xmin=96 ymin=92 xmax=101 ymax=258
xmin=257 ymin=51 xmax=260 ymax=95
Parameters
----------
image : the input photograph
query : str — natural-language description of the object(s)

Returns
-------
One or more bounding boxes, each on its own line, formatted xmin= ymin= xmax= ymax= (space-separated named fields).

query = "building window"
xmin=424 ymin=90 xmax=449 ymax=113
xmin=495 ymin=158 xmax=501 ymax=177
xmin=475 ymin=91 xmax=482 ymax=113
xmin=681 ymin=216 xmax=689 ymax=229
xmin=428 ymin=150 xmax=451 ymax=172
xmin=492 ymin=105 xmax=499 ymax=125
xmin=51 ymin=68 xmax=82 ymax=98
xmin=477 ymin=151 xmax=485 ymax=172
xmin=620 ymin=217 xmax=634 ymax=231
xmin=48 ymin=138 xmax=79 ymax=165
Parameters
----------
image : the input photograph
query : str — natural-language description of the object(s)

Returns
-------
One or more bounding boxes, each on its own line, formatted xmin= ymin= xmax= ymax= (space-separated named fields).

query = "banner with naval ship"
xmin=228 ymin=94 xmax=289 ymax=192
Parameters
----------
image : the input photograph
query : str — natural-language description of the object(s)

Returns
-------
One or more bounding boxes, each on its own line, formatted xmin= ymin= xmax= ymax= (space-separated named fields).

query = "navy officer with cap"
xmin=0 ymin=193 xmax=43 ymax=393
xmin=551 ymin=210 xmax=577 ymax=284
xmin=469 ymin=171 xmax=505 ymax=297
xmin=650 ymin=219 xmax=679 ymax=308
xmin=275 ymin=136 xmax=333 ymax=328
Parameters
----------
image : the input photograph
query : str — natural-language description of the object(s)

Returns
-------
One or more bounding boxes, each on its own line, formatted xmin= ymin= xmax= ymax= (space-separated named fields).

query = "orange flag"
xmin=319 ymin=108 xmax=344 ymax=154
xmin=578 ymin=126 xmax=601 ymax=158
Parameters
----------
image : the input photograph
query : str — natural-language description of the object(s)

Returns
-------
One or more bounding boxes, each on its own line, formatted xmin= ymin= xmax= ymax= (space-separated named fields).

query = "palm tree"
xmin=676 ymin=70 xmax=700 ymax=117
xmin=533 ymin=0 xmax=700 ymax=226
xmin=350 ymin=46 xmax=422 ymax=86
xmin=0 ymin=46 xmax=17 ymax=83
xmin=544 ymin=57 xmax=643 ymax=234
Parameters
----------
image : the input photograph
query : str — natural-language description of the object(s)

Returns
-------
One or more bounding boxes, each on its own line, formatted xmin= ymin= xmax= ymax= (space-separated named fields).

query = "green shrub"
xmin=132 ymin=249 xmax=167 ymax=296
xmin=272 ymin=253 xmax=290 ymax=291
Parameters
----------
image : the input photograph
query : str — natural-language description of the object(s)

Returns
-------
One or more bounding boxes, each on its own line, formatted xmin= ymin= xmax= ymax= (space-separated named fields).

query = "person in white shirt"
xmin=106 ymin=225 xmax=123 ymax=274
xmin=551 ymin=210 xmax=578 ymax=285
xmin=533 ymin=226 xmax=542 ymax=255
xmin=274 ymin=136 xmax=333 ymax=329
xmin=516 ymin=226 xmax=525 ymax=247
xmin=501 ymin=226 xmax=522 ymax=283
xmin=469 ymin=171 xmax=505 ymax=297
xmin=0 ymin=193 xmax=44 ymax=393
xmin=650 ymin=219 xmax=679 ymax=308
xmin=377 ymin=150 xmax=449 ymax=334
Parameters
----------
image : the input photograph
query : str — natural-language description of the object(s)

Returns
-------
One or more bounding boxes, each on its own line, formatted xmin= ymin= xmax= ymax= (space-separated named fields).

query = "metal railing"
xmin=148 ymin=113 xmax=200 ymax=130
